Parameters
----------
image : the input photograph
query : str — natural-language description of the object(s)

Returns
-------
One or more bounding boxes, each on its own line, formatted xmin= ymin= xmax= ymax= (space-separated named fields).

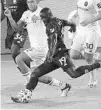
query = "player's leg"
xmin=15 ymin=50 xmax=32 ymax=83
xmin=53 ymin=49 xmax=101 ymax=78
xmin=11 ymin=62 xmax=58 ymax=103
xmin=11 ymin=29 xmax=27 ymax=61
xmin=83 ymin=29 xmax=100 ymax=87
xmin=46 ymin=49 xmax=74 ymax=96
xmin=70 ymin=28 xmax=85 ymax=60
xmin=15 ymin=51 xmax=58 ymax=85
xmin=12 ymin=49 xmax=101 ymax=103
xmin=10 ymin=30 xmax=28 ymax=73
xmin=11 ymin=51 xmax=101 ymax=103
xmin=15 ymin=47 xmax=71 ymax=93
xmin=70 ymin=28 xmax=98 ymax=87
xmin=11 ymin=43 xmax=20 ymax=62
xmin=84 ymin=52 xmax=98 ymax=87
xmin=11 ymin=63 xmax=58 ymax=103
xmin=38 ymin=75 xmax=71 ymax=97
xmin=31 ymin=63 xmax=60 ymax=85
xmin=11 ymin=61 xmax=71 ymax=103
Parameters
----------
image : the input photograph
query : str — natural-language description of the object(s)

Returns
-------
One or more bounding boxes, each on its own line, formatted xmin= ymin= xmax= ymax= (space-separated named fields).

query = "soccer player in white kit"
xmin=4 ymin=0 xmax=71 ymax=97
xmin=69 ymin=0 xmax=101 ymax=87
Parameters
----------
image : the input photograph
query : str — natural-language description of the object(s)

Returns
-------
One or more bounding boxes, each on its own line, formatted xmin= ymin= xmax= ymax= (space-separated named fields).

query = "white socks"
xmin=49 ymin=78 xmax=67 ymax=90
xmin=23 ymin=71 xmax=32 ymax=84
xmin=49 ymin=78 xmax=61 ymax=87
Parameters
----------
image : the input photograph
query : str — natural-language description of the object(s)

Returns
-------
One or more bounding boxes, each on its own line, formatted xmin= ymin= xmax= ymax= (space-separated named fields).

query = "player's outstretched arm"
xmin=4 ymin=7 xmax=25 ymax=31
xmin=62 ymin=19 xmax=76 ymax=32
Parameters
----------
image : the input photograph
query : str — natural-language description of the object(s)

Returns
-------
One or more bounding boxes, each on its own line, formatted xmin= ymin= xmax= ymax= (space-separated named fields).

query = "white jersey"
xmin=20 ymin=6 xmax=48 ymax=51
xmin=77 ymin=0 xmax=101 ymax=28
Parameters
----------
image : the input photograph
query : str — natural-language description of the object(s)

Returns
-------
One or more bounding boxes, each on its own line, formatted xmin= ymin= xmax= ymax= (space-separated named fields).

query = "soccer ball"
xmin=17 ymin=89 xmax=32 ymax=103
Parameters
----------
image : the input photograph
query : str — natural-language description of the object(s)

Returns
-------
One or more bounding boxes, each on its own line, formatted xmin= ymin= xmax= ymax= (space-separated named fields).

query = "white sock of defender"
xmin=23 ymin=70 xmax=32 ymax=84
xmin=48 ymin=78 xmax=62 ymax=87
xmin=88 ymin=63 xmax=98 ymax=87
xmin=48 ymin=78 xmax=68 ymax=90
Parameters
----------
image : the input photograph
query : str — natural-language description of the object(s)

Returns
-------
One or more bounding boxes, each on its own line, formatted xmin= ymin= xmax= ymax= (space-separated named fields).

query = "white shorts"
xmin=71 ymin=25 xmax=101 ymax=54
xmin=24 ymin=47 xmax=48 ymax=67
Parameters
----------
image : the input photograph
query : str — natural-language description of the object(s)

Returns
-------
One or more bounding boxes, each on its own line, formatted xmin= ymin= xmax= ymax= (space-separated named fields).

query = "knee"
xmin=65 ymin=69 xmax=78 ymax=78
xmin=30 ymin=68 xmax=40 ymax=79
xmin=84 ymin=53 xmax=93 ymax=64
xmin=11 ymin=51 xmax=19 ymax=60
xmin=16 ymin=54 xmax=23 ymax=65
xmin=86 ymin=58 xmax=93 ymax=64
xmin=11 ymin=44 xmax=20 ymax=60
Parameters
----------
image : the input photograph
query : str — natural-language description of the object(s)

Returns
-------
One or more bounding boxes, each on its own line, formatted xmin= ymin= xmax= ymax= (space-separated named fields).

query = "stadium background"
xmin=1 ymin=0 xmax=101 ymax=54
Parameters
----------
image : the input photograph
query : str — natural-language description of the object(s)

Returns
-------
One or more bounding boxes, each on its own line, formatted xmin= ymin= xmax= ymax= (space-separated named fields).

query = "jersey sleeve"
xmin=61 ymin=19 xmax=68 ymax=27
xmin=20 ymin=11 xmax=27 ymax=22
xmin=93 ymin=0 xmax=101 ymax=12
xmin=61 ymin=19 xmax=74 ymax=27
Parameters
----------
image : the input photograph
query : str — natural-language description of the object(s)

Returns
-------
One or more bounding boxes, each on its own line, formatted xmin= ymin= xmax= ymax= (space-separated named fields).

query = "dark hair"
xmin=40 ymin=7 xmax=53 ymax=19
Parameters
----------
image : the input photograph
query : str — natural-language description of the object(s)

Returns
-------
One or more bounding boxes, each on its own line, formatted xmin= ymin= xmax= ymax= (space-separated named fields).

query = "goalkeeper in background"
xmin=11 ymin=7 xmax=101 ymax=103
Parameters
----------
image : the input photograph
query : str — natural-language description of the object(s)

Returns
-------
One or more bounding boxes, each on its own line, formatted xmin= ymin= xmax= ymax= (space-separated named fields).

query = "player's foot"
xmin=60 ymin=83 xmax=71 ymax=97
xmin=11 ymin=97 xmax=25 ymax=103
xmin=88 ymin=80 xmax=98 ymax=88
xmin=11 ymin=89 xmax=32 ymax=103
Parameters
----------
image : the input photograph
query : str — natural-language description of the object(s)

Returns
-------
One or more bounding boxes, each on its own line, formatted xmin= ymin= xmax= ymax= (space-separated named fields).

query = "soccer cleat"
xmin=11 ymin=89 xmax=32 ymax=103
xmin=11 ymin=97 xmax=25 ymax=103
xmin=60 ymin=83 xmax=71 ymax=97
xmin=88 ymin=80 xmax=98 ymax=88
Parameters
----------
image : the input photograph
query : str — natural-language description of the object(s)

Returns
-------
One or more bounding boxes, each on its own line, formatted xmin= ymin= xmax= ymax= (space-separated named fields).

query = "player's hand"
xmin=4 ymin=7 xmax=12 ymax=18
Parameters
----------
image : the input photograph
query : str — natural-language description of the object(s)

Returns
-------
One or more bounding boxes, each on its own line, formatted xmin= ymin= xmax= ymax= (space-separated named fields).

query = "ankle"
xmin=49 ymin=78 xmax=61 ymax=87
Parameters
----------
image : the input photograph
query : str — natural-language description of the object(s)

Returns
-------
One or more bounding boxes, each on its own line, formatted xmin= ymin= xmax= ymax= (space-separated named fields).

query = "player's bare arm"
xmin=68 ymin=10 xmax=78 ymax=23
xmin=80 ymin=10 xmax=101 ymax=26
xmin=90 ymin=10 xmax=101 ymax=22
xmin=4 ymin=7 xmax=25 ymax=31
xmin=80 ymin=0 xmax=101 ymax=26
